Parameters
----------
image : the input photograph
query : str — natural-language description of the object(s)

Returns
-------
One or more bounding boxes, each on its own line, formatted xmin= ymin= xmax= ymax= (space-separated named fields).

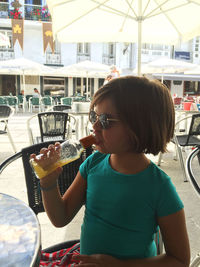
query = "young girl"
xmin=32 ymin=76 xmax=190 ymax=266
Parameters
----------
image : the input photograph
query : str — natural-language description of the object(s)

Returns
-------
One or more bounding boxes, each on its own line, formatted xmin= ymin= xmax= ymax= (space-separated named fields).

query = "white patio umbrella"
xmin=0 ymin=57 xmax=53 ymax=93
xmin=47 ymin=0 xmax=200 ymax=76
xmin=52 ymin=60 xmax=110 ymax=98
xmin=0 ymin=32 xmax=10 ymax=47
xmin=133 ymin=57 xmax=198 ymax=82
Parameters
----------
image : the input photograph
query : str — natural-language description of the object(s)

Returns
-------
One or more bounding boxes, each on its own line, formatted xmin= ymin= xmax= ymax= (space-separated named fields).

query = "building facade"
xmin=0 ymin=0 xmax=199 ymax=97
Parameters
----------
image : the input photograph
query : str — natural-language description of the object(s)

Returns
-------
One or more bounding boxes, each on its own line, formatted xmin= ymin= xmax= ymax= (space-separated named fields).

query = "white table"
xmin=0 ymin=193 xmax=41 ymax=267
xmin=68 ymin=102 xmax=90 ymax=139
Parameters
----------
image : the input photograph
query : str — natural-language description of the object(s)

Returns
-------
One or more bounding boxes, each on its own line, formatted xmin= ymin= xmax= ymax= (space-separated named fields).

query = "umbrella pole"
xmin=23 ymin=71 xmax=25 ymax=93
xmin=137 ymin=0 xmax=142 ymax=77
xmin=86 ymin=71 xmax=88 ymax=100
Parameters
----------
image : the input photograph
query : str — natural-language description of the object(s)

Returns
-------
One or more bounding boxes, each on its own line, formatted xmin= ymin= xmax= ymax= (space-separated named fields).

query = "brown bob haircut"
xmin=90 ymin=76 xmax=175 ymax=155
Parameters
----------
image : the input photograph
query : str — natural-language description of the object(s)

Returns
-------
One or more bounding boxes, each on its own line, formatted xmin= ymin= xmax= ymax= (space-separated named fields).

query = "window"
xmin=0 ymin=30 xmax=13 ymax=50
xmin=25 ymin=0 xmax=42 ymax=4
xmin=77 ymin=43 xmax=90 ymax=55
xmin=184 ymin=81 xmax=200 ymax=94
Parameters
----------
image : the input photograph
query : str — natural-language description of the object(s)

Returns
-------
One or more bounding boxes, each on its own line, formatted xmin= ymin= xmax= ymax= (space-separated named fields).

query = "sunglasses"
xmin=89 ymin=110 xmax=119 ymax=129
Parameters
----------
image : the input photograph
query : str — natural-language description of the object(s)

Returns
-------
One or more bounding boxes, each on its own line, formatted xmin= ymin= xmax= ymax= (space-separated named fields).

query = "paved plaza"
xmin=0 ymin=112 xmax=200 ymax=262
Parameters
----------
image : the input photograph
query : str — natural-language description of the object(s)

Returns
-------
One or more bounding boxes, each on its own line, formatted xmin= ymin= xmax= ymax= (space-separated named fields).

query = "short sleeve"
xmin=156 ymin=177 xmax=184 ymax=217
xmin=79 ymin=155 xmax=91 ymax=180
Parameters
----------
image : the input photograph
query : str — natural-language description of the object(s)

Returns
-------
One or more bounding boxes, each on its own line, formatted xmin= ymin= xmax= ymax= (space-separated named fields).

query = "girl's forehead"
xmin=94 ymin=98 xmax=116 ymax=113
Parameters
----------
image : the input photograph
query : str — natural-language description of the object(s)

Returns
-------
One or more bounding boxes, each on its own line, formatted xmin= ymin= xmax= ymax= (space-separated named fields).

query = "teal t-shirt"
xmin=79 ymin=151 xmax=183 ymax=259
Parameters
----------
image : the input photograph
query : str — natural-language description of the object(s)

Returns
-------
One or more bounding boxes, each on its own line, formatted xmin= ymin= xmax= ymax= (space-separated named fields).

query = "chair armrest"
xmin=186 ymin=146 xmax=200 ymax=196
xmin=26 ymin=114 xmax=38 ymax=145
xmin=0 ymin=151 xmax=22 ymax=174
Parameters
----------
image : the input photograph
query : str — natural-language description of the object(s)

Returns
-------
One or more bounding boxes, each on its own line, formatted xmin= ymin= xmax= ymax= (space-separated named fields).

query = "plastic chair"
xmin=0 ymin=96 xmax=7 ymax=105
xmin=61 ymin=97 xmax=73 ymax=106
xmin=0 ymin=105 xmax=17 ymax=153
xmin=29 ymin=97 xmax=41 ymax=113
xmin=27 ymin=111 xmax=75 ymax=144
xmin=186 ymin=146 xmax=200 ymax=267
xmin=41 ymin=96 xmax=54 ymax=111
xmin=6 ymin=96 xmax=19 ymax=112
xmin=17 ymin=95 xmax=27 ymax=112
xmin=173 ymin=97 xmax=183 ymax=110
xmin=0 ymin=141 xmax=93 ymax=250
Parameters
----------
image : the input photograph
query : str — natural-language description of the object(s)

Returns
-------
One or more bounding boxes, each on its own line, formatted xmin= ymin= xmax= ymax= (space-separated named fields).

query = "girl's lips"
xmin=93 ymin=134 xmax=101 ymax=145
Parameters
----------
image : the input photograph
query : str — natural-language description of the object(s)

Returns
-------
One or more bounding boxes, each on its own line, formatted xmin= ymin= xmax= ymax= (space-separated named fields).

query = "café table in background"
xmin=68 ymin=101 xmax=90 ymax=139
xmin=0 ymin=193 xmax=41 ymax=266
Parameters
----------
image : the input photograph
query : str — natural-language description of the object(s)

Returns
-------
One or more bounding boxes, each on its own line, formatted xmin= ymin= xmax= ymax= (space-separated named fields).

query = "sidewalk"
xmin=0 ymin=112 xmax=200 ymax=261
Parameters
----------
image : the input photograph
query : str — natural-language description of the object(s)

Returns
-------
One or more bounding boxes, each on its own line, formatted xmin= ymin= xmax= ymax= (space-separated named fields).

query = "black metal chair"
xmin=52 ymin=104 xmax=72 ymax=112
xmin=0 ymin=140 xmax=93 ymax=251
xmin=27 ymin=111 xmax=70 ymax=144
xmin=174 ymin=113 xmax=200 ymax=182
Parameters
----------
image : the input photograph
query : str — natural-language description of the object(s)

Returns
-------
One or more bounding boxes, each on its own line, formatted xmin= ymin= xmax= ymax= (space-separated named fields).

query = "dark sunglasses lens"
xmin=99 ymin=114 xmax=109 ymax=129
xmin=89 ymin=111 xmax=97 ymax=124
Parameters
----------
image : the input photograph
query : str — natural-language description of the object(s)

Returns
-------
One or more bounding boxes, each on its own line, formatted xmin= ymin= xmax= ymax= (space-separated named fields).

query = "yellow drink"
xmin=30 ymin=135 xmax=96 ymax=179
xmin=30 ymin=155 xmax=81 ymax=179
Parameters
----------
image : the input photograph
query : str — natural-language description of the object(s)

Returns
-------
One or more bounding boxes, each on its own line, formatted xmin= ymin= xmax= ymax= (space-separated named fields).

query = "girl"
xmin=32 ymin=76 xmax=190 ymax=266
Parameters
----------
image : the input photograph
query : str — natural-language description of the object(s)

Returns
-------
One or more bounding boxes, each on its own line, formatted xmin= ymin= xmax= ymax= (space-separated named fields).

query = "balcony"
xmin=46 ymin=52 xmax=62 ymax=66
xmin=77 ymin=54 xmax=90 ymax=62
xmin=24 ymin=5 xmax=51 ymax=22
xmin=0 ymin=2 xmax=51 ymax=22
xmin=102 ymin=56 xmax=115 ymax=65
xmin=0 ymin=50 xmax=14 ymax=61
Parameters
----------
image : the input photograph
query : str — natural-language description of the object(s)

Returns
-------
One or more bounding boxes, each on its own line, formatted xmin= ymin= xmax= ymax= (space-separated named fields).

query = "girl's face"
xmin=92 ymin=98 xmax=132 ymax=154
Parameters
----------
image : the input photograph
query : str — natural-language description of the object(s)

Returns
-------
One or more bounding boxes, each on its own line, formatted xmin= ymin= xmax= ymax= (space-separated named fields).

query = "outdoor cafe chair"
xmin=29 ymin=96 xmax=42 ymax=113
xmin=17 ymin=95 xmax=26 ymax=112
xmin=0 ymin=96 xmax=7 ymax=105
xmin=61 ymin=97 xmax=73 ymax=107
xmin=159 ymin=114 xmax=200 ymax=182
xmin=5 ymin=96 xmax=19 ymax=112
xmin=0 ymin=140 xmax=93 ymax=252
xmin=186 ymin=146 xmax=200 ymax=267
xmin=27 ymin=111 xmax=76 ymax=145
xmin=40 ymin=96 xmax=54 ymax=111
xmin=174 ymin=113 xmax=200 ymax=182
xmin=0 ymin=105 xmax=17 ymax=153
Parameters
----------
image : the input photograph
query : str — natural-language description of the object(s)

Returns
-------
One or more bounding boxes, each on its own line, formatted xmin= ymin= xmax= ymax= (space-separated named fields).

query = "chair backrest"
xmin=52 ymin=104 xmax=72 ymax=111
xmin=0 ymin=105 xmax=13 ymax=119
xmin=0 ymin=96 xmax=7 ymax=105
xmin=20 ymin=141 xmax=93 ymax=215
xmin=173 ymin=97 xmax=182 ymax=105
xmin=38 ymin=111 xmax=68 ymax=142
xmin=186 ymin=114 xmax=200 ymax=145
xmin=41 ymin=96 xmax=53 ymax=106
xmin=30 ymin=97 xmax=40 ymax=105
xmin=61 ymin=97 xmax=73 ymax=106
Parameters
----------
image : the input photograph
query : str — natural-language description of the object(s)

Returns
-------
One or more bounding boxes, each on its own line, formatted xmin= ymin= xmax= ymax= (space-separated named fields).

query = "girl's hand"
xmin=30 ymin=143 xmax=62 ymax=184
xmin=73 ymin=254 xmax=123 ymax=267
xmin=30 ymin=142 xmax=61 ymax=170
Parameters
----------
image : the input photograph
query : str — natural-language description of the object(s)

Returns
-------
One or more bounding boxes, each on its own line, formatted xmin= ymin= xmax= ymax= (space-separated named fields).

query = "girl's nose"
xmin=92 ymin=119 xmax=101 ymax=131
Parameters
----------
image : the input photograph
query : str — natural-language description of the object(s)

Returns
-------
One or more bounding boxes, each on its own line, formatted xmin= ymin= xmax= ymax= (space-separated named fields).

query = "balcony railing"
xmin=0 ymin=50 xmax=15 ymax=61
xmin=0 ymin=2 xmax=51 ymax=21
xmin=77 ymin=54 xmax=90 ymax=62
xmin=46 ymin=52 xmax=62 ymax=65
xmin=102 ymin=56 xmax=116 ymax=65
xmin=24 ymin=4 xmax=51 ymax=22
xmin=0 ymin=2 xmax=9 ymax=18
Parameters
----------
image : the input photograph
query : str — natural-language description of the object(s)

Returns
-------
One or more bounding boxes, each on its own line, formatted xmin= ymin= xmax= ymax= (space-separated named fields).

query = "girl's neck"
xmin=109 ymin=152 xmax=150 ymax=175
